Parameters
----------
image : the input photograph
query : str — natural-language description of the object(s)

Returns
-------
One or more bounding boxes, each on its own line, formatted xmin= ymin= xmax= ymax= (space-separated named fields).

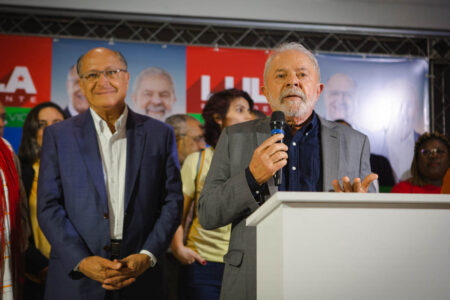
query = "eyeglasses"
xmin=420 ymin=148 xmax=448 ymax=157
xmin=79 ymin=69 xmax=128 ymax=82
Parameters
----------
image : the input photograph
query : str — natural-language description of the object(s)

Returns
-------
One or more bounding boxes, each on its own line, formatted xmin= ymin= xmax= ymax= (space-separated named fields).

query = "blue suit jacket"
xmin=37 ymin=108 xmax=183 ymax=300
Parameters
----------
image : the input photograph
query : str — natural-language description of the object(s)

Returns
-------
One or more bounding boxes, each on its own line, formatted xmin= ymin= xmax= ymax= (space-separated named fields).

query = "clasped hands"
xmin=249 ymin=134 xmax=377 ymax=192
xmin=78 ymin=254 xmax=151 ymax=290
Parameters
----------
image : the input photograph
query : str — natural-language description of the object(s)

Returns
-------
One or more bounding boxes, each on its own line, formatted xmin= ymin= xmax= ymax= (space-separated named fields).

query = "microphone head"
xmin=270 ymin=111 xmax=285 ymax=124
xmin=270 ymin=111 xmax=285 ymax=134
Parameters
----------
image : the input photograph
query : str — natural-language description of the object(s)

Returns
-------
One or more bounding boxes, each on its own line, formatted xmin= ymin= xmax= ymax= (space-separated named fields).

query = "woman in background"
xmin=391 ymin=132 xmax=449 ymax=194
xmin=171 ymin=89 xmax=255 ymax=300
xmin=18 ymin=102 xmax=65 ymax=300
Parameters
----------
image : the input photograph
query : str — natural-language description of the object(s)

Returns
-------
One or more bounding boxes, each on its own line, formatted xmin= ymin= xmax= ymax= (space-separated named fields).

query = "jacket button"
xmin=103 ymin=213 xmax=109 ymax=219
xmin=104 ymin=245 xmax=111 ymax=251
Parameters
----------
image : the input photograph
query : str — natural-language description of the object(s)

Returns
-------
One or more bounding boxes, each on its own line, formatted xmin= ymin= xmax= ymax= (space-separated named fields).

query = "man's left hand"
xmin=332 ymin=173 xmax=378 ymax=193
xmin=102 ymin=254 xmax=151 ymax=290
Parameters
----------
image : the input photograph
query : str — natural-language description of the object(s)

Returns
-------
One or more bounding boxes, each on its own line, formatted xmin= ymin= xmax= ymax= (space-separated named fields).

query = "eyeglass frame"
xmin=419 ymin=148 xmax=448 ymax=157
xmin=79 ymin=69 xmax=128 ymax=81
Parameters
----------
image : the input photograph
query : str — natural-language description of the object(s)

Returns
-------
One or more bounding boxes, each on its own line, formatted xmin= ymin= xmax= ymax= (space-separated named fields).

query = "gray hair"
xmin=165 ymin=114 xmax=198 ymax=137
xmin=132 ymin=67 xmax=175 ymax=94
xmin=263 ymin=42 xmax=321 ymax=86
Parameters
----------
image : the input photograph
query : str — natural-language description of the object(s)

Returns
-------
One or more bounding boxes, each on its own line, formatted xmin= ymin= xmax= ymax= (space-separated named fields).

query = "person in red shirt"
xmin=391 ymin=132 xmax=449 ymax=194
xmin=441 ymin=169 xmax=450 ymax=194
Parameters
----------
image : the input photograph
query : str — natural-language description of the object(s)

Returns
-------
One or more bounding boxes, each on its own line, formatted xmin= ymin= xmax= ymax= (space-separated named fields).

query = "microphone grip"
xmin=271 ymin=128 xmax=284 ymax=186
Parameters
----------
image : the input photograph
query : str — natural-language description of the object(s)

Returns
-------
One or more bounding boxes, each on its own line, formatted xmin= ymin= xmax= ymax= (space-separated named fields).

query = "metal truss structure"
xmin=1 ymin=5 xmax=449 ymax=134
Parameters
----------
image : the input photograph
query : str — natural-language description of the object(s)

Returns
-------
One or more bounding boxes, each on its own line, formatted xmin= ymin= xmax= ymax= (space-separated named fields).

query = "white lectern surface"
xmin=246 ymin=192 xmax=450 ymax=300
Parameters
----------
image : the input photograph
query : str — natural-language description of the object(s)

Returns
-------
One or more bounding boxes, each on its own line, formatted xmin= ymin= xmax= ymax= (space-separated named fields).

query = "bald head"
xmin=77 ymin=47 xmax=128 ymax=76
xmin=77 ymin=47 xmax=130 ymax=117
xmin=323 ymin=73 xmax=356 ymax=121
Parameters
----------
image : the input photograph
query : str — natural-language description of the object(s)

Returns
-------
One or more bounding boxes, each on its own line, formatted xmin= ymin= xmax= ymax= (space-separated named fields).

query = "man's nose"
xmin=97 ymin=72 xmax=111 ymax=85
xmin=286 ymin=72 xmax=300 ymax=87
xmin=149 ymin=96 xmax=162 ymax=105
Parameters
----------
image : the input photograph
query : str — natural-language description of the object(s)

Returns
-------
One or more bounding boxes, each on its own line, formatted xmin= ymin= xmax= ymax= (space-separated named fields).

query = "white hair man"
xmin=132 ymin=67 xmax=177 ymax=121
xmin=198 ymin=42 xmax=377 ymax=300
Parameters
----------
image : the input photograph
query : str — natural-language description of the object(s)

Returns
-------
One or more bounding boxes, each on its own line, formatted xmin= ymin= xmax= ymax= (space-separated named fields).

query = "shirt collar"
xmin=90 ymin=106 xmax=128 ymax=135
xmin=284 ymin=111 xmax=319 ymax=139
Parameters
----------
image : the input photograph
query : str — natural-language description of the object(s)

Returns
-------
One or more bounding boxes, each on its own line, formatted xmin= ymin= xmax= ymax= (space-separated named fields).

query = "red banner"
xmin=186 ymin=46 xmax=271 ymax=114
xmin=0 ymin=34 xmax=52 ymax=107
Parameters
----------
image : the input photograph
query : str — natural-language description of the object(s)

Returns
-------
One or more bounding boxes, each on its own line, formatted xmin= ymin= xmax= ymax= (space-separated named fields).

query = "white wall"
xmin=1 ymin=0 xmax=449 ymax=31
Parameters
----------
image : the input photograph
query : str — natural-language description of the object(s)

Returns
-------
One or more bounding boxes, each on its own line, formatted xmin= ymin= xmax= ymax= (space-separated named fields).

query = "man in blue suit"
xmin=37 ymin=47 xmax=183 ymax=299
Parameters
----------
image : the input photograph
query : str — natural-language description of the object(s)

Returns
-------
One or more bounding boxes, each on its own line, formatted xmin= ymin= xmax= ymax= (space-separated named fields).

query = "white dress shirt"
xmin=90 ymin=107 xmax=156 ymax=265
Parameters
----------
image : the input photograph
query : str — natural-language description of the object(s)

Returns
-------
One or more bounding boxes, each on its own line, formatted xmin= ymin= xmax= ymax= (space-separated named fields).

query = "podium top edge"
xmin=246 ymin=192 xmax=450 ymax=226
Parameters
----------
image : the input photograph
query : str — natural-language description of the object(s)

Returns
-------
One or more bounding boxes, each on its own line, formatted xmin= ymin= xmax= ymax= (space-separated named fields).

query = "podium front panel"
xmin=250 ymin=192 xmax=450 ymax=300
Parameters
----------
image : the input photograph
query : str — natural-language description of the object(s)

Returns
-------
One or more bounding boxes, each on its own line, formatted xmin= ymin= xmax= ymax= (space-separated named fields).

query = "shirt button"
xmin=103 ymin=213 xmax=109 ymax=219
xmin=292 ymin=166 xmax=296 ymax=171
xmin=305 ymin=132 xmax=309 ymax=136
xmin=256 ymin=190 xmax=260 ymax=195
xmin=292 ymin=142 xmax=296 ymax=146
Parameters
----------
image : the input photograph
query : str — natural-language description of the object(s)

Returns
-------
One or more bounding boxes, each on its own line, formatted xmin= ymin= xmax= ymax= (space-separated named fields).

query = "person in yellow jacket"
xmin=171 ymin=89 xmax=255 ymax=300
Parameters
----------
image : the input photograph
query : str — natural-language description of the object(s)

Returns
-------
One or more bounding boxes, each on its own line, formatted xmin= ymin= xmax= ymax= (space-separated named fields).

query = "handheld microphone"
xmin=270 ymin=111 xmax=285 ymax=186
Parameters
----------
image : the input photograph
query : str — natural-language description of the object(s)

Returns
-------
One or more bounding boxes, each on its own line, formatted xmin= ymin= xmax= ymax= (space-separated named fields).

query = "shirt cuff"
xmin=74 ymin=261 xmax=81 ymax=272
xmin=140 ymin=250 xmax=157 ymax=267
xmin=245 ymin=167 xmax=265 ymax=205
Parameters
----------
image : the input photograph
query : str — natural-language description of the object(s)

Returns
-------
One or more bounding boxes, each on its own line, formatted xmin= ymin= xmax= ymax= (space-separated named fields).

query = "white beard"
xmin=269 ymin=87 xmax=315 ymax=119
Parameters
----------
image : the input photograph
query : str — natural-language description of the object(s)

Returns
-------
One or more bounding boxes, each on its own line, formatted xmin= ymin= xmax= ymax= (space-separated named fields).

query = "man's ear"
xmin=213 ymin=113 xmax=223 ymax=127
xmin=316 ymin=83 xmax=324 ymax=98
xmin=261 ymin=86 xmax=267 ymax=98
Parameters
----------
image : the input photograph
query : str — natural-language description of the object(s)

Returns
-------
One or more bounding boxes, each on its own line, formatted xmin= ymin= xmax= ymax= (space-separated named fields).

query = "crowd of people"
xmin=0 ymin=42 xmax=448 ymax=300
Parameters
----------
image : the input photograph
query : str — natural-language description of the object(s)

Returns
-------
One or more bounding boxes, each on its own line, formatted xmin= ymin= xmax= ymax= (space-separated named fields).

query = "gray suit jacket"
xmin=198 ymin=115 xmax=374 ymax=300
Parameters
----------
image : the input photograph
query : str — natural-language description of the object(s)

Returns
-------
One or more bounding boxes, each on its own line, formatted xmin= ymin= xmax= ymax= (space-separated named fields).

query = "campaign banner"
xmin=0 ymin=35 xmax=52 ymax=108
xmin=315 ymin=54 xmax=429 ymax=181
xmin=0 ymin=34 xmax=52 ymax=150
xmin=51 ymin=38 xmax=186 ymax=122
xmin=186 ymin=46 xmax=270 ymax=116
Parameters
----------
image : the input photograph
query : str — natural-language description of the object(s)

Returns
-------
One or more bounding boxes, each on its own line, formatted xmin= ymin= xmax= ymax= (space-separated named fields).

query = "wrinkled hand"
xmin=78 ymin=256 xmax=123 ymax=284
xmin=102 ymin=254 xmax=150 ymax=290
xmin=173 ymin=244 xmax=206 ymax=265
xmin=332 ymin=173 xmax=378 ymax=193
xmin=249 ymin=134 xmax=288 ymax=185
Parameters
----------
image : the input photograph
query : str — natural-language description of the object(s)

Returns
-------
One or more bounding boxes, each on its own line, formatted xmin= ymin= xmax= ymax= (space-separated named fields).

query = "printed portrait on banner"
xmin=315 ymin=54 xmax=429 ymax=182
xmin=51 ymin=38 xmax=186 ymax=122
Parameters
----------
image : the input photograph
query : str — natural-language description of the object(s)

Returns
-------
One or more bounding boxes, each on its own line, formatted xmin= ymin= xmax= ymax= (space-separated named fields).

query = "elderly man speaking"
xmin=37 ymin=47 xmax=183 ymax=300
xmin=198 ymin=42 xmax=377 ymax=300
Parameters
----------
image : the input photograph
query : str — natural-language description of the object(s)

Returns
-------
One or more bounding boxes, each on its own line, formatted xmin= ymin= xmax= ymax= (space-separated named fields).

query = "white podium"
xmin=246 ymin=192 xmax=450 ymax=300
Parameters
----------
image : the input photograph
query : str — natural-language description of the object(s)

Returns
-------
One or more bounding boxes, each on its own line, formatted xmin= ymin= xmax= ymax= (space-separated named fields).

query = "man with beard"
xmin=131 ymin=67 xmax=177 ymax=121
xmin=198 ymin=42 xmax=377 ymax=300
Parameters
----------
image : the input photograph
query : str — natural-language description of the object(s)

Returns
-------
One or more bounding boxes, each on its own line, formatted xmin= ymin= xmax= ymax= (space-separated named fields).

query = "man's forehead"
xmin=81 ymin=50 xmax=124 ymax=70
xmin=268 ymin=50 xmax=318 ymax=77
xmin=139 ymin=75 xmax=174 ymax=90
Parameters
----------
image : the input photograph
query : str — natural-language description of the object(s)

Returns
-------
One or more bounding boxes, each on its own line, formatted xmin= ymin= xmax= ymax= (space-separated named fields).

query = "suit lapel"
xmin=124 ymin=110 xmax=145 ymax=211
xmin=74 ymin=112 xmax=108 ymax=208
xmin=320 ymin=118 xmax=339 ymax=191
